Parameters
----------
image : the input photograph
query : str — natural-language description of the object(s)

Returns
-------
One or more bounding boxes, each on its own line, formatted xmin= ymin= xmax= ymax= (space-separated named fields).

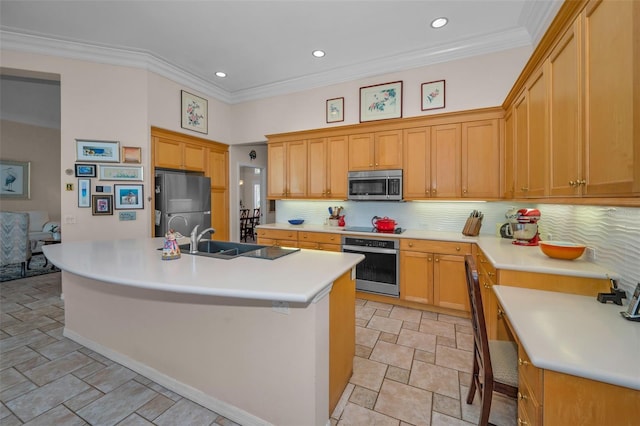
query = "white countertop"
xmin=258 ymin=223 xmax=617 ymax=279
xmin=43 ymin=238 xmax=363 ymax=304
xmin=494 ymin=285 xmax=640 ymax=391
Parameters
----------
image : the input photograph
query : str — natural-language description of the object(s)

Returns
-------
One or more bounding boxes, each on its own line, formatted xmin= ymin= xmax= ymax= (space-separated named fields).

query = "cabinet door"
xmin=154 ymin=138 xmax=184 ymax=169
xmin=431 ymin=124 xmax=461 ymax=198
xmin=513 ymin=92 xmax=529 ymax=198
xmin=348 ymin=133 xmax=374 ymax=171
xmin=403 ymin=127 xmax=431 ymax=199
xmin=461 ymin=119 xmax=501 ymax=198
xmin=307 ymin=137 xmax=327 ymax=198
xmin=267 ymin=142 xmax=286 ymax=198
xmin=549 ymin=21 xmax=582 ymax=197
xmin=584 ymin=0 xmax=638 ymax=195
xmin=433 ymin=254 xmax=469 ymax=312
xmin=208 ymin=149 xmax=227 ymax=189
xmin=286 ymin=140 xmax=308 ymax=198
xmin=183 ymin=143 xmax=207 ymax=172
xmin=504 ymin=110 xmax=515 ymax=199
xmin=400 ymin=251 xmax=434 ymax=304
xmin=527 ymin=67 xmax=548 ymax=198
xmin=374 ymin=130 xmax=403 ymax=169
xmin=210 ymin=188 xmax=228 ymax=241
xmin=326 ymin=136 xmax=349 ymax=199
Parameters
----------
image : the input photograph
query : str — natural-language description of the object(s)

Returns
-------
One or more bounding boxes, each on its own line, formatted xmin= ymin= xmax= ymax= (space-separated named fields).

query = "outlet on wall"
xmin=585 ymin=247 xmax=597 ymax=261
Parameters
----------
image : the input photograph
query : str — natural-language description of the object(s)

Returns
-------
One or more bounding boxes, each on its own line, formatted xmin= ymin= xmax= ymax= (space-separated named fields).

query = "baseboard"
xmin=64 ymin=328 xmax=271 ymax=426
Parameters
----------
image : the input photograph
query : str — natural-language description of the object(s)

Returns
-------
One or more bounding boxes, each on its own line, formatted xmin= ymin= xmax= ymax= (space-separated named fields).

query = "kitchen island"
xmin=43 ymin=238 xmax=364 ymax=426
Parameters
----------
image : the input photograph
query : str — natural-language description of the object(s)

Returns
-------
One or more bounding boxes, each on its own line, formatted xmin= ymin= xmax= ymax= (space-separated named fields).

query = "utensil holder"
xmin=462 ymin=217 xmax=482 ymax=236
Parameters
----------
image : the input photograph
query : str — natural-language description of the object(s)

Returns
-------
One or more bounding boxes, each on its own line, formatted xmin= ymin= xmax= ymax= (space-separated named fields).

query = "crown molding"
xmin=519 ymin=0 xmax=564 ymax=47
xmin=1 ymin=24 xmax=536 ymax=105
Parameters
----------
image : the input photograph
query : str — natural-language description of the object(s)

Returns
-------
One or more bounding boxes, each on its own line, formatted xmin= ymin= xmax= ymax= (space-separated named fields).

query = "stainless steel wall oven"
xmin=341 ymin=236 xmax=399 ymax=297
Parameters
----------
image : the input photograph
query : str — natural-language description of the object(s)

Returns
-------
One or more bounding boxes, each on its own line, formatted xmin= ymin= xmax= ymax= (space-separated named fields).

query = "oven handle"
xmin=342 ymin=245 xmax=398 ymax=255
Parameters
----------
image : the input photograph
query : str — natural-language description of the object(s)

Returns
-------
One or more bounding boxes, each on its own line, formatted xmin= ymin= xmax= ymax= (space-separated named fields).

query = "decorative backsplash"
xmin=276 ymin=200 xmax=640 ymax=295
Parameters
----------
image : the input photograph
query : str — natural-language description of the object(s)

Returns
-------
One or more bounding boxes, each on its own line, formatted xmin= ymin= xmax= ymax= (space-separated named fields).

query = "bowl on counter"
xmin=288 ymin=219 xmax=304 ymax=225
xmin=539 ymin=241 xmax=586 ymax=260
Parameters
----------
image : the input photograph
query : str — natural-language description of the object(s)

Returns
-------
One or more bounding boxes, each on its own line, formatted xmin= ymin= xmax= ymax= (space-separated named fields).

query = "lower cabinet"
xmin=298 ymin=231 xmax=341 ymax=252
xmin=400 ymin=239 xmax=472 ymax=312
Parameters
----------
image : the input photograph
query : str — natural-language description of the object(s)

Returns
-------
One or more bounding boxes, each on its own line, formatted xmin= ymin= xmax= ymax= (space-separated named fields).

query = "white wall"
xmin=229 ymin=47 xmax=532 ymax=143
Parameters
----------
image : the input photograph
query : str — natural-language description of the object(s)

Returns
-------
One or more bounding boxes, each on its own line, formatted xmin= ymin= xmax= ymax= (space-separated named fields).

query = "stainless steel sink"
xmin=178 ymin=241 xmax=268 ymax=259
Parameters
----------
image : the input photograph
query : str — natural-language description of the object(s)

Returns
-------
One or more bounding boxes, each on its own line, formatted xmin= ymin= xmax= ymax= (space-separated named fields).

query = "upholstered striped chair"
xmin=464 ymin=255 xmax=518 ymax=426
xmin=0 ymin=212 xmax=32 ymax=277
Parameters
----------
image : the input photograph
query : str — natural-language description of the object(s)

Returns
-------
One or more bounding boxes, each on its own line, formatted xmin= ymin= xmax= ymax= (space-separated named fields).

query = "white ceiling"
xmin=0 ymin=0 xmax=562 ymax=104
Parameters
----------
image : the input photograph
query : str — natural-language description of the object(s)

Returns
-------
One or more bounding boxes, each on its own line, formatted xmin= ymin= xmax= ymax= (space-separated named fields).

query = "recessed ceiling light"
xmin=215 ymin=71 xmax=227 ymax=78
xmin=431 ymin=17 xmax=448 ymax=29
xmin=312 ymin=50 xmax=326 ymax=58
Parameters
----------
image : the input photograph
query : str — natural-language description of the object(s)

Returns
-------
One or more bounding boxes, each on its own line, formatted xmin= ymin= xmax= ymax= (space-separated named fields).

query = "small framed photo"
xmin=99 ymin=165 xmax=143 ymax=181
xmin=360 ymin=81 xmax=403 ymax=122
xmin=78 ymin=178 xmax=91 ymax=208
xmin=76 ymin=139 xmax=120 ymax=162
xmin=114 ymin=184 xmax=144 ymax=210
xmin=122 ymin=146 xmax=142 ymax=164
xmin=181 ymin=90 xmax=208 ymax=134
xmin=421 ymin=80 xmax=446 ymax=111
xmin=0 ymin=159 xmax=30 ymax=199
xmin=75 ymin=163 xmax=96 ymax=177
xmin=326 ymin=97 xmax=344 ymax=123
xmin=92 ymin=194 xmax=113 ymax=215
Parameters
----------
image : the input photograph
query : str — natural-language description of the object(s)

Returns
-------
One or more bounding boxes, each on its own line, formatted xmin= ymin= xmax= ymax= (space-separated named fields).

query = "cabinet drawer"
xmin=299 ymin=241 xmax=341 ymax=252
xmin=518 ymin=375 xmax=543 ymax=426
xmin=401 ymin=239 xmax=472 ymax=255
xmin=256 ymin=229 xmax=298 ymax=241
xmin=518 ymin=346 xmax=543 ymax=399
xmin=477 ymin=249 xmax=497 ymax=279
xmin=299 ymin=231 xmax=341 ymax=244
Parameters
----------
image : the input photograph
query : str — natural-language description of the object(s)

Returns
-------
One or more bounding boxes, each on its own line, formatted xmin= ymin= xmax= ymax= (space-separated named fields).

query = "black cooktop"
xmin=342 ymin=226 xmax=404 ymax=234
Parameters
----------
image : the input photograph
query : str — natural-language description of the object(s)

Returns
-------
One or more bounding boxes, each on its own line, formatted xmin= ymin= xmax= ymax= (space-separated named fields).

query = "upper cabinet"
xmin=154 ymin=137 xmax=207 ymax=172
xmin=505 ymin=0 xmax=639 ymax=203
xmin=462 ymin=119 xmax=502 ymax=199
xmin=267 ymin=140 xmax=308 ymax=199
xmin=308 ymin=136 xmax=349 ymax=199
xmin=430 ymin=124 xmax=461 ymax=198
xmin=348 ymin=130 xmax=402 ymax=171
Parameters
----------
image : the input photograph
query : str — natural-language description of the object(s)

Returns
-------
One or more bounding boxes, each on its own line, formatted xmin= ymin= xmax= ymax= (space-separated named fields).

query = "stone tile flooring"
xmin=330 ymin=299 xmax=517 ymax=426
xmin=1 ymin=272 xmax=516 ymax=425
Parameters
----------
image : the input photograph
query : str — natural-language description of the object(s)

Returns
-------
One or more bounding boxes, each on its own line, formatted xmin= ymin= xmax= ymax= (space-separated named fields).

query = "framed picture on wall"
xmin=181 ymin=90 xmax=208 ymax=134
xmin=0 ymin=159 xmax=30 ymax=199
xmin=78 ymin=178 xmax=91 ymax=208
xmin=114 ymin=184 xmax=144 ymax=209
xmin=359 ymin=81 xmax=403 ymax=122
xmin=76 ymin=140 xmax=120 ymax=162
xmin=122 ymin=146 xmax=142 ymax=164
xmin=421 ymin=80 xmax=446 ymax=111
xmin=92 ymin=194 xmax=113 ymax=215
xmin=99 ymin=165 xmax=143 ymax=181
xmin=75 ymin=164 xmax=97 ymax=177
xmin=326 ymin=97 xmax=344 ymax=123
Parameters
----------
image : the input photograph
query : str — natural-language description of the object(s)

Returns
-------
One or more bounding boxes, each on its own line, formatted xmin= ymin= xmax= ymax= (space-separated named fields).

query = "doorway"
xmin=239 ymin=165 xmax=268 ymax=241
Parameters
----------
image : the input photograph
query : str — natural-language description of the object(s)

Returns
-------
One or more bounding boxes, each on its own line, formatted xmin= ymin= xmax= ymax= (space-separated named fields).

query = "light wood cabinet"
xmin=583 ymin=0 xmax=639 ymax=196
xmin=308 ymin=136 xmax=348 ymax=199
xmin=256 ymin=228 xmax=298 ymax=247
xmin=400 ymin=239 xmax=471 ymax=311
xmin=154 ymin=137 xmax=207 ymax=172
xmin=403 ymin=127 xmax=432 ymax=199
xmin=461 ymin=119 xmax=501 ymax=198
xmin=513 ymin=66 xmax=548 ymax=198
xmin=504 ymin=110 xmax=515 ymax=198
xmin=348 ymin=130 xmax=402 ymax=171
xmin=267 ymin=140 xmax=307 ymax=199
xmin=298 ymin=231 xmax=341 ymax=252
xmin=431 ymin=124 xmax=461 ymax=198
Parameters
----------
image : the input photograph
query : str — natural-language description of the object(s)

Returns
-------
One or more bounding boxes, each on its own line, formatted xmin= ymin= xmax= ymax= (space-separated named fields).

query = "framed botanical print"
xmin=360 ymin=81 xmax=403 ymax=122
xmin=181 ymin=90 xmax=208 ymax=134
xmin=421 ymin=80 xmax=446 ymax=111
xmin=326 ymin=97 xmax=344 ymax=123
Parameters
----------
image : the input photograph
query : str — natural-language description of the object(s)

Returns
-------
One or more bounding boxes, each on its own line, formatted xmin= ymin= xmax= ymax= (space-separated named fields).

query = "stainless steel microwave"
xmin=348 ymin=169 xmax=403 ymax=201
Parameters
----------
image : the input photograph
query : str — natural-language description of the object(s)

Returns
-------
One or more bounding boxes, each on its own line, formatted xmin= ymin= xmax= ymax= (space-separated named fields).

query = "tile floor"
xmin=1 ymin=272 xmax=516 ymax=426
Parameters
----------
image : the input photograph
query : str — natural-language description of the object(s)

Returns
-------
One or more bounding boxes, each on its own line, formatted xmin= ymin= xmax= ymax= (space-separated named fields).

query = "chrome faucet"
xmin=167 ymin=215 xmax=188 ymax=233
xmin=189 ymin=225 xmax=216 ymax=253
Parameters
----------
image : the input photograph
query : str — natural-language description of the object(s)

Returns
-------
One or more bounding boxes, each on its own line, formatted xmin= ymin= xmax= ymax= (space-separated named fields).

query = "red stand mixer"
xmin=509 ymin=208 xmax=541 ymax=246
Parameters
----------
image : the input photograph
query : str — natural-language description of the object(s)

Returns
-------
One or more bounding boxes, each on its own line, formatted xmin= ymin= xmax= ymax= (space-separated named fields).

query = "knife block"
xmin=462 ymin=217 xmax=482 ymax=236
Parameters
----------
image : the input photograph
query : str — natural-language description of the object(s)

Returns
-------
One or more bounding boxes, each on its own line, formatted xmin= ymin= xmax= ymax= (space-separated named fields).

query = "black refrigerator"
xmin=154 ymin=170 xmax=211 ymax=238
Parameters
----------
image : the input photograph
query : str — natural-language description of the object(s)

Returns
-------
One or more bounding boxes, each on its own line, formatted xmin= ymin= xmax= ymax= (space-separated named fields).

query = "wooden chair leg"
xmin=478 ymin=382 xmax=494 ymax=426
xmin=467 ymin=356 xmax=480 ymax=404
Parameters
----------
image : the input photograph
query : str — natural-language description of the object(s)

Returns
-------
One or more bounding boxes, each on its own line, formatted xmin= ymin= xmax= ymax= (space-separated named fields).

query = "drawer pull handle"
xmin=409 ymin=242 xmax=414 ymax=247
xmin=455 ymin=246 xmax=461 ymax=251
xmin=487 ymin=272 xmax=495 ymax=277
xmin=517 ymin=392 xmax=528 ymax=401
xmin=517 ymin=418 xmax=528 ymax=426
xmin=518 ymin=358 xmax=530 ymax=367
